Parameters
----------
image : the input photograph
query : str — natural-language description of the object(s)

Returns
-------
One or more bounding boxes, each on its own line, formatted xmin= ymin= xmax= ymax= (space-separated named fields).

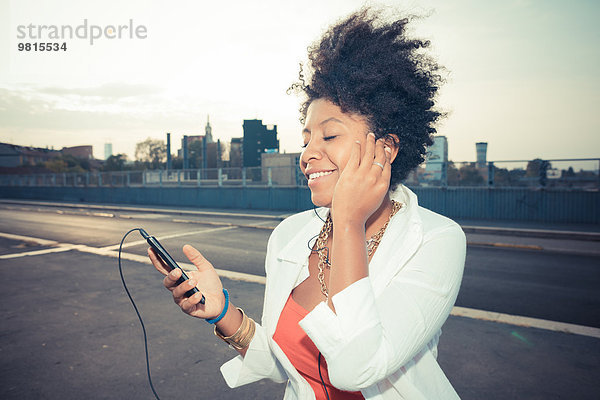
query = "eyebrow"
xmin=302 ymin=117 xmax=344 ymax=134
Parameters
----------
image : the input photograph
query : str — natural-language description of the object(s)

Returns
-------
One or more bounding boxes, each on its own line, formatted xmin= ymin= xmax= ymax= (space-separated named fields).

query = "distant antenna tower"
xmin=205 ymin=114 xmax=213 ymax=143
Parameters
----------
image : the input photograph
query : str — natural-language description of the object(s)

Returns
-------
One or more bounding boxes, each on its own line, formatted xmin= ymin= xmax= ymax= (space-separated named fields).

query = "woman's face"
xmin=299 ymin=98 xmax=371 ymax=208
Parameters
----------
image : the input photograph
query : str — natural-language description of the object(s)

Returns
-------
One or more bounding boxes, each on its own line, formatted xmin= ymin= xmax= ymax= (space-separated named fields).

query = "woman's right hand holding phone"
xmin=148 ymin=244 xmax=225 ymax=320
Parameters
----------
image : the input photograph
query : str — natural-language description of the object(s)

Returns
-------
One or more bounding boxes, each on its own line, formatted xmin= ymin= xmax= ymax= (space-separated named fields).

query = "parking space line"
xmin=1 ymin=230 xmax=598 ymax=338
xmin=0 ymin=244 xmax=86 ymax=259
xmin=451 ymin=306 xmax=600 ymax=339
xmin=75 ymin=245 xmax=267 ymax=284
xmin=212 ymin=268 xmax=267 ymax=284
xmin=0 ymin=232 xmax=58 ymax=246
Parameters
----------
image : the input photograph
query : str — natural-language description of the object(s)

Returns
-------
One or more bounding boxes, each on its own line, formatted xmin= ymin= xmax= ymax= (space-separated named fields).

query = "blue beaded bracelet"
xmin=206 ymin=288 xmax=229 ymax=324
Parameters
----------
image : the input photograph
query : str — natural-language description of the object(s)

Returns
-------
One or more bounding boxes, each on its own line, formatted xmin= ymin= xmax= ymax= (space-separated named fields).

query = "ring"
xmin=373 ymin=161 xmax=384 ymax=169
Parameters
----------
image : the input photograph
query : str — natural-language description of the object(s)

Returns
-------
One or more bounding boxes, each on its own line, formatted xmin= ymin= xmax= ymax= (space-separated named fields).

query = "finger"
xmin=181 ymin=291 xmax=205 ymax=313
xmin=163 ymin=267 xmax=183 ymax=290
xmin=183 ymin=244 xmax=213 ymax=273
xmin=384 ymin=144 xmax=392 ymax=164
xmin=148 ymin=248 xmax=170 ymax=275
xmin=381 ymin=146 xmax=392 ymax=183
xmin=359 ymin=132 xmax=377 ymax=172
xmin=346 ymin=139 xmax=361 ymax=170
xmin=371 ymin=139 xmax=387 ymax=173
xmin=172 ymin=277 xmax=198 ymax=299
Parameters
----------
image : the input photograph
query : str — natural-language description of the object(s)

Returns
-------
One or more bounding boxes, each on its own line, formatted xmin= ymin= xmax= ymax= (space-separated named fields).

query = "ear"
xmin=383 ymin=134 xmax=400 ymax=163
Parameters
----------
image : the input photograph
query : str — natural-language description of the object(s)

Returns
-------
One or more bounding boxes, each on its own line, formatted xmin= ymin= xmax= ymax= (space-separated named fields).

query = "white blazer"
xmin=221 ymin=185 xmax=466 ymax=399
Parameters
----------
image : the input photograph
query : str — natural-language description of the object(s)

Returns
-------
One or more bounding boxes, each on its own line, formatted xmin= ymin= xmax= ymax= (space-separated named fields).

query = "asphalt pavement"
xmin=0 ymin=200 xmax=599 ymax=399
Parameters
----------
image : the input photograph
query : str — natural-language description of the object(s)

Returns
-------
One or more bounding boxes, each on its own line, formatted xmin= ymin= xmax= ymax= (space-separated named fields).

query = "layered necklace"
xmin=315 ymin=200 xmax=403 ymax=299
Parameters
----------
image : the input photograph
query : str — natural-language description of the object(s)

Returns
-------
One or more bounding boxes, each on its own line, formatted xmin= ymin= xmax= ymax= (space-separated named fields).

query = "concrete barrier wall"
xmin=1 ymin=186 xmax=598 ymax=223
xmin=414 ymin=187 xmax=599 ymax=223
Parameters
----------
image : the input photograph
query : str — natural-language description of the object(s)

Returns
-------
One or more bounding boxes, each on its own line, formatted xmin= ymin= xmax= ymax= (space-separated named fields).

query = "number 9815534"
xmin=17 ymin=42 xmax=67 ymax=51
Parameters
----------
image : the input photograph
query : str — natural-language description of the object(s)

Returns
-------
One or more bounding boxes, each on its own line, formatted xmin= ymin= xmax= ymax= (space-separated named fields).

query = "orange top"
xmin=273 ymin=294 xmax=365 ymax=400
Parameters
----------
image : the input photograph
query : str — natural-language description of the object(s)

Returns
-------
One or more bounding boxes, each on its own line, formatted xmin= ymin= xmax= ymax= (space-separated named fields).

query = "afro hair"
xmin=289 ymin=8 xmax=445 ymax=189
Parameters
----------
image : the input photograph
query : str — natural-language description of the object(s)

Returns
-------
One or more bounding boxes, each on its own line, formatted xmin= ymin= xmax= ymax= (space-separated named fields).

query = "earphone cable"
xmin=118 ymin=228 xmax=161 ymax=400
xmin=318 ymin=352 xmax=331 ymax=400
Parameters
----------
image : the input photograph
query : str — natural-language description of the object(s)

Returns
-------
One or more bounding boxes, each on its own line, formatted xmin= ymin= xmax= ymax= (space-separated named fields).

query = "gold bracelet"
xmin=235 ymin=317 xmax=255 ymax=349
xmin=214 ymin=308 xmax=256 ymax=350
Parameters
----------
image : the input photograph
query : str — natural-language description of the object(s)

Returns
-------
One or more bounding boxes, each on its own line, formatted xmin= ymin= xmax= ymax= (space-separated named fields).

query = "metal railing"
xmin=1 ymin=158 xmax=598 ymax=189
xmin=411 ymin=158 xmax=599 ymax=189
xmin=0 ymin=166 xmax=307 ymax=188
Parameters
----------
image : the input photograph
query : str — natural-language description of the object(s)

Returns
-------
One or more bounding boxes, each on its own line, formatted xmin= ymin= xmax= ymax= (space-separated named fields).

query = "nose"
xmin=300 ymin=139 xmax=322 ymax=168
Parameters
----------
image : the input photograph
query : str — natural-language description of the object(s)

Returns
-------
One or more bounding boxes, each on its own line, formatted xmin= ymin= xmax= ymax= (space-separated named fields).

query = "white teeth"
xmin=308 ymin=171 xmax=333 ymax=180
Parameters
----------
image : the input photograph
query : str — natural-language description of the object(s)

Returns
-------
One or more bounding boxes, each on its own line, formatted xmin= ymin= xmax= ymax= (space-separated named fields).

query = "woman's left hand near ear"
xmin=331 ymin=132 xmax=391 ymax=226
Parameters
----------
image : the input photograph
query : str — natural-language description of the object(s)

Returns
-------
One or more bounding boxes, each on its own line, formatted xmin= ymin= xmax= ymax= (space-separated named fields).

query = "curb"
xmin=462 ymin=225 xmax=600 ymax=242
xmin=0 ymin=198 xmax=288 ymax=221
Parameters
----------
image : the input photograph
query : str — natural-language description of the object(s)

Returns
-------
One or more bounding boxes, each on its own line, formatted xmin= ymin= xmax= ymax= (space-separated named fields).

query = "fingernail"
xmin=355 ymin=140 xmax=361 ymax=144
xmin=385 ymin=146 xmax=391 ymax=153
xmin=368 ymin=132 xmax=375 ymax=137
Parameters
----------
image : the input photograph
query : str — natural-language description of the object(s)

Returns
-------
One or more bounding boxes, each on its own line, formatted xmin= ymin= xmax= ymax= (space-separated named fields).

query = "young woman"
xmin=149 ymin=8 xmax=466 ymax=400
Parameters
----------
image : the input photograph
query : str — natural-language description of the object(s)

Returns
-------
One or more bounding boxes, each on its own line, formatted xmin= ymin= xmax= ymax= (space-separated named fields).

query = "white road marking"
xmin=450 ymin=307 xmax=600 ymax=339
xmin=0 ymin=232 xmax=58 ymax=246
xmin=251 ymin=220 xmax=279 ymax=228
xmin=0 ymin=230 xmax=598 ymax=338
xmin=76 ymin=245 xmax=267 ymax=284
xmin=213 ymin=268 xmax=266 ymax=284
xmin=100 ymin=226 xmax=237 ymax=251
xmin=0 ymin=244 xmax=86 ymax=259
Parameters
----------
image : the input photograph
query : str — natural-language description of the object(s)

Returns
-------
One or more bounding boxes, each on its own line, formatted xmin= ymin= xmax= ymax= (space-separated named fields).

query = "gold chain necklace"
xmin=315 ymin=200 xmax=402 ymax=299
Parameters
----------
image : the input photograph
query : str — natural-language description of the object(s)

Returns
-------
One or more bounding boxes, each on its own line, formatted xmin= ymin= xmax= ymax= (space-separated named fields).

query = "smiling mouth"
xmin=307 ymin=170 xmax=334 ymax=181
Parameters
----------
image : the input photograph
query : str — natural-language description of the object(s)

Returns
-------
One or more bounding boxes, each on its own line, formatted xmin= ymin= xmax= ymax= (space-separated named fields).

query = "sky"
xmin=1 ymin=0 xmax=599 ymax=167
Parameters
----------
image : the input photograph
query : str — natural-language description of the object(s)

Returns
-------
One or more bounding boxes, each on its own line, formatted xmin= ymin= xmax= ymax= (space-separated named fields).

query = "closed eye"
xmin=301 ymin=135 xmax=337 ymax=148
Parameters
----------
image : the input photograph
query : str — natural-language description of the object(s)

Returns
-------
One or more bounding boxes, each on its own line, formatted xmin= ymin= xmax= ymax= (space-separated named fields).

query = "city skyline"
xmin=1 ymin=0 xmax=598 ymax=164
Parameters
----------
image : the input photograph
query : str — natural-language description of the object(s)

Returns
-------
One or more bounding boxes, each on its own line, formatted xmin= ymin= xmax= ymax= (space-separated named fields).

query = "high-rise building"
xmin=177 ymin=116 xmax=214 ymax=168
xmin=242 ymin=119 xmax=279 ymax=168
xmin=104 ymin=143 xmax=113 ymax=160
xmin=205 ymin=140 xmax=223 ymax=169
xmin=476 ymin=142 xmax=488 ymax=167
xmin=424 ymin=136 xmax=448 ymax=183
xmin=229 ymin=138 xmax=243 ymax=168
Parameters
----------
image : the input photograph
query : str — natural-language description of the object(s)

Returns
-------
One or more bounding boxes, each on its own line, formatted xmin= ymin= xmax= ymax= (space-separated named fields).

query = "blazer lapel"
xmin=264 ymin=207 xmax=329 ymax=336
xmin=369 ymin=185 xmax=424 ymax=292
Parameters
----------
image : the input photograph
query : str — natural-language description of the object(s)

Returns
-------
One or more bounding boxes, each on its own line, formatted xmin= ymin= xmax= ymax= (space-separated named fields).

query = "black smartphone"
xmin=140 ymin=229 xmax=205 ymax=304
